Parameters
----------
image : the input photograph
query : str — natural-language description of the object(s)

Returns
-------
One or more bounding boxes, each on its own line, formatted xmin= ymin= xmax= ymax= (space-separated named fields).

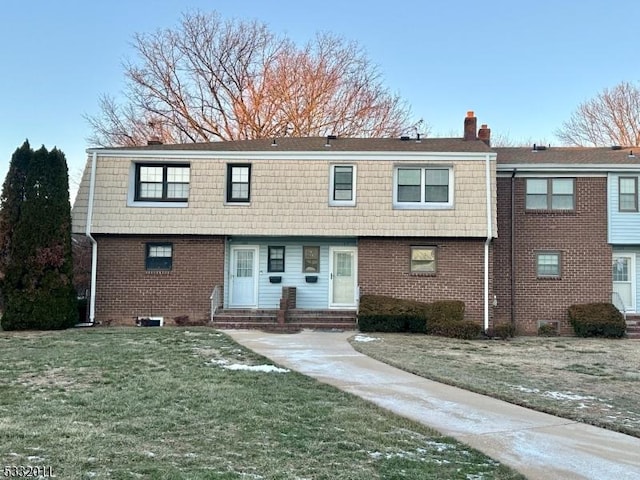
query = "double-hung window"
xmin=525 ymin=178 xmax=574 ymax=210
xmin=226 ymin=164 xmax=251 ymax=203
xmin=268 ymin=246 xmax=285 ymax=272
xmin=329 ymin=165 xmax=356 ymax=206
xmin=536 ymin=251 xmax=561 ymax=278
xmin=619 ymin=177 xmax=638 ymax=212
xmin=135 ymin=164 xmax=190 ymax=202
xmin=394 ymin=167 xmax=453 ymax=208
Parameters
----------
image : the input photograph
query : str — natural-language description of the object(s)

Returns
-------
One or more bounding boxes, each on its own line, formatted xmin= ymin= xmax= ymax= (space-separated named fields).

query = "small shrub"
xmin=357 ymin=314 xmax=407 ymax=333
xmin=568 ymin=303 xmax=626 ymax=338
xmin=538 ymin=323 xmax=558 ymax=337
xmin=358 ymin=295 xmax=430 ymax=333
xmin=427 ymin=300 xmax=465 ymax=323
xmin=173 ymin=315 xmax=208 ymax=327
xmin=430 ymin=320 xmax=482 ymax=340
xmin=492 ymin=323 xmax=516 ymax=340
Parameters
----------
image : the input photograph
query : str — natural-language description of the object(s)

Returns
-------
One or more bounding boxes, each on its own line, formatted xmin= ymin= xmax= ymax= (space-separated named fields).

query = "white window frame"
xmin=536 ymin=251 xmax=561 ymax=278
xmin=329 ymin=164 xmax=357 ymax=206
xmin=393 ymin=166 xmax=454 ymax=209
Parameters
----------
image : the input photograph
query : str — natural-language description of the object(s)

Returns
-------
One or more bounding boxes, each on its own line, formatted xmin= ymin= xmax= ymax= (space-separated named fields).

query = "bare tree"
xmin=556 ymin=81 xmax=640 ymax=147
xmin=86 ymin=11 xmax=414 ymax=146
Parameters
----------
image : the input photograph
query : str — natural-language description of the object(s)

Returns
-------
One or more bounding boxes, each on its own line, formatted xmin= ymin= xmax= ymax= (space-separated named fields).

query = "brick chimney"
xmin=463 ymin=111 xmax=477 ymax=141
xmin=478 ymin=124 xmax=491 ymax=147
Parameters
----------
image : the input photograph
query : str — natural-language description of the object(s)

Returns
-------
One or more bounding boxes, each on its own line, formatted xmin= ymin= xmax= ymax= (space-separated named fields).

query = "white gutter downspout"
xmin=86 ymin=152 xmax=98 ymax=324
xmin=484 ymin=153 xmax=492 ymax=332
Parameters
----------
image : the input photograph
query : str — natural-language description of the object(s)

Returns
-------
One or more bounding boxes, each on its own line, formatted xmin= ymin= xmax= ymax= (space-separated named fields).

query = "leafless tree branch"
xmin=86 ymin=11 xmax=416 ymax=147
xmin=556 ymin=81 xmax=640 ymax=147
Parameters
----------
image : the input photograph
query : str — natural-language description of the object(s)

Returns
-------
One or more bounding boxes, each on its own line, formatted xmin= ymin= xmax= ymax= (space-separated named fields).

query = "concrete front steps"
xmin=211 ymin=309 xmax=357 ymax=332
xmin=626 ymin=315 xmax=640 ymax=339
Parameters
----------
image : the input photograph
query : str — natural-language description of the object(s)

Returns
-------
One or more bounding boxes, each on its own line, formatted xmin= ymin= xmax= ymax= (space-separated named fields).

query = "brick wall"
xmin=358 ymin=237 xmax=491 ymax=326
xmin=94 ymin=235 xmax=225 ymax=325
xmin=494 ymin=177 xmax=611 ymax=335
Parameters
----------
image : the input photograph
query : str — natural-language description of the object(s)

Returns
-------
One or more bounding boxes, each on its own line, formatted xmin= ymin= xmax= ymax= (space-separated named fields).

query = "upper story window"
xmin=619 ymin=177 xmax=638 ymax=212
xmin=145 ymin=243 xmax=173 ymax=271
xmin=226 ymin=164 xmax=251 ymax=203
xmin=329 ymin=165 xmax=356 ymax=206
xmin=135 ymin=164 xmax=189 ymax=202
xmin=525 ymin=178 xmax=574 ymax=211
xmin=393 ymin=167 xmax=453 ymax=209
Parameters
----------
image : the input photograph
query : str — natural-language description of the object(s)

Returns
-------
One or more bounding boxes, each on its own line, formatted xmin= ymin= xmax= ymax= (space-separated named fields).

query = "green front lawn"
xmin=0 ymin=327 xmax=523 ymax=479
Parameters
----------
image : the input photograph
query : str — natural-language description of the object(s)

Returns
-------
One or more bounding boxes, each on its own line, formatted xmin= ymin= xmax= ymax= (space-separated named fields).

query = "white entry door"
xmin=329 ymin=247 xmax=357 ymax=307
xmin=229 ymin=246 xmax=259 ymax=307
xmin=613 ymin=254 xmax=635 ymax=313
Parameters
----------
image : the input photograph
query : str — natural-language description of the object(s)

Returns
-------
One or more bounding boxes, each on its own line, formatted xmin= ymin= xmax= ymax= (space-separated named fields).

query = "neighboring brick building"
xmin=494 ymin=147 xmax=638 ymax=334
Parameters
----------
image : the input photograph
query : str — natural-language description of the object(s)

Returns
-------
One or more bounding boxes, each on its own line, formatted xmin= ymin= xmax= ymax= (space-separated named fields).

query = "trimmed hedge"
xmin=358 ymin=295 xmax=478 ymax=338
xmin=568 ymin=302 xmax=626 ymax=338
xmin=428 ymin=320 xmax=482 ymax=339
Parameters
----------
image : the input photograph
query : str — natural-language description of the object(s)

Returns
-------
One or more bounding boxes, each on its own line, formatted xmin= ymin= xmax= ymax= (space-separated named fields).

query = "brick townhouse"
xmin=71 ymin=113 xmax=639 ymax=334
xmin=493 ymin=147 xmax=639 ymax=334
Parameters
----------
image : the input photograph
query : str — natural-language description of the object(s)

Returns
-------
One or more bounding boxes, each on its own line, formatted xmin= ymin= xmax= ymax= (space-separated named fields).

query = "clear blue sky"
xmin=1 ymin=0 xmax=638 ymax=200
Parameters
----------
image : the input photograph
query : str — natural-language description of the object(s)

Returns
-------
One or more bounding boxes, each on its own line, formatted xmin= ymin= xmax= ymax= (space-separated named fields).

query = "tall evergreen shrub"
xmin=1 ymin=144 xmax=77 ymax=330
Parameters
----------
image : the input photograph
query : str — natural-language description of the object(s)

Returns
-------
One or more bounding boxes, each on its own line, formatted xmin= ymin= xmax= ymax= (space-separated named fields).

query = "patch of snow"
xmin=210 ymin=359 xmax=229 ymax=365
xmin=513 ymin=385 xmax=540 ymax=394
xmin=424 ymin=441 xmax=454 ymax=452
xmin=184 ymin=452 xmax=197 ymax=458
xmin=353 ymin=334 xmax=380 ymax=343
xmin=544 ymin=391 xmax=596 ymax=401
xmin=143 ymin=451 xmax=156 ymax=458
xmin=27 ymin=456 xmax=44 ymax=462
xmin=222 ymin=364 xmax=290 ymax=373
xmin=467 ymin=475 xmax=487 ymax=480
xmin=85 ymin=472 xmax=97 ymax=478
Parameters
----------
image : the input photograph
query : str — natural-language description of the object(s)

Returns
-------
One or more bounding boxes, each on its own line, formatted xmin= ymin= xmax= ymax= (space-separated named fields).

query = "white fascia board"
xmin=497 ymin=163 xmax=640 ymax=175
xmin=88 ymin=148 xmax=497 ymax=162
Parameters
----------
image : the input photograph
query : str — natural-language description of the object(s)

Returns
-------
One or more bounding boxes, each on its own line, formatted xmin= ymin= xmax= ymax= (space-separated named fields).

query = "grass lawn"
xmin=350 ymin=333 xmax=640 ymax=438
xmin=0 ymin=327 xmax=524 ymax=479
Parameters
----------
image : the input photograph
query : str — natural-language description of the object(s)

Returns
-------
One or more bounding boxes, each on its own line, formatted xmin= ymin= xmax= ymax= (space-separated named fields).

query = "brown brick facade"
xmin=94 ymin=235 xmax=225 ymax=325
xmin=358 ymin=237 xmax=492 ymax=325
xmin=494 ymin=177 xmax=611 ymax=334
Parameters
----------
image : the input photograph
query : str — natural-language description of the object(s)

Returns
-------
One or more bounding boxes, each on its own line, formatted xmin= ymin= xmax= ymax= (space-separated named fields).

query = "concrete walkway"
xmin=225 ymin=329 xmax=640 ymax=480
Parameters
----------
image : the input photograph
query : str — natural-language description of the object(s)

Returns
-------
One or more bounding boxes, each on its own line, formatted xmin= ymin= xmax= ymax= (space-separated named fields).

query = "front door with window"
xmin=229 ymin=246 xmax=258 ymax=307
xmin=329 ymin=247 xmax=357 ymax=308
xmin=613 ymin=254 xmax=636 ymax=313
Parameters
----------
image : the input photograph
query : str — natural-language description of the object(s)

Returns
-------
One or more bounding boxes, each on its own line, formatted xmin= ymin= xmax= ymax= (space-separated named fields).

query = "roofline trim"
xmin=497 ymin=163 xmax=640 ymax=172
xmin=87 ymin=149 xmax=498 ymax=162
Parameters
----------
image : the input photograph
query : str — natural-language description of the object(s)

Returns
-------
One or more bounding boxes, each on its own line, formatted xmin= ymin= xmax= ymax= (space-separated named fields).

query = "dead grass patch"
xmin=350 ymin=334 xmax=640 ymax=437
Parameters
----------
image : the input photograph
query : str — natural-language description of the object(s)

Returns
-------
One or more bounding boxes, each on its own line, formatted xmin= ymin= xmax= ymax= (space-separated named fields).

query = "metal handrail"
xmin=210 ymin=285 xmax=221 ymax=323
xmin=612 ymin=291 xmax=627 ymax=320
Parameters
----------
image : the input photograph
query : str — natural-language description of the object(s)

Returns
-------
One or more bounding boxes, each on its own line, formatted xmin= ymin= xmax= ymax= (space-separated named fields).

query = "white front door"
xmin=229 ymin=246 xmax=259 ymax=307
xmin=613 ymin=254 xmax=635 ymax=313
xmin=329 ymin=247 xmax=357 ymax=307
